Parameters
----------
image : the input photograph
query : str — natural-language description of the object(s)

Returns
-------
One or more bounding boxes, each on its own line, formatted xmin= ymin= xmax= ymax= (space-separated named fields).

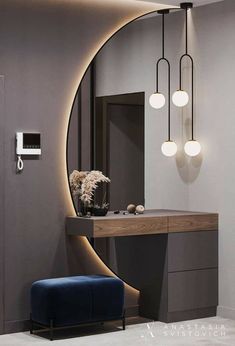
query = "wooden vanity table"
xmin=66 ymin=209 xmax=218 ymax=323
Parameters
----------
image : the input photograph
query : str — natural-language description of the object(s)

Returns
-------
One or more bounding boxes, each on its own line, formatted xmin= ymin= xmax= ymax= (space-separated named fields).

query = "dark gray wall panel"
xmin=0 ymin=76 xmax=5 ymax=334
xmin=168 ymin=231 xmax=218 ymax=272
xmin=81 ymin=69 xmax=92 ymax=171
xmin=168 ymin=269 xmax=218 ymax=312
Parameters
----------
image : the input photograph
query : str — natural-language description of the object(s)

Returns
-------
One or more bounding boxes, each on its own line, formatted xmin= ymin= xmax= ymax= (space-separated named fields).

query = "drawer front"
xmin=168 ymin=214 xmax=218 ymax=233
xmin=94 ymin=216 xmax=167 ymax=237
xmin=168 ymin=231 xmax=218 ymax=272
xmin=168 ymin=268 xmax=218 ymax=312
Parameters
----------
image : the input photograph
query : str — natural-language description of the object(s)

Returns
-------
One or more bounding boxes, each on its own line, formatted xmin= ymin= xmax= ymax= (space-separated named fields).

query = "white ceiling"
xmin=137 ymin=0 xmax=223 ymax=7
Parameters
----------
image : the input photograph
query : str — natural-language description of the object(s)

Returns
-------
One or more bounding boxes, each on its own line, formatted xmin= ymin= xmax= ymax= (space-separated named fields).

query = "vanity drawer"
xmin=168 ymin=268 xmax=218 ymax=312
xmin=168 ymin=214 xmax=218 ymax=233
xmin=168 ymin=231 xmax=218 ymax=272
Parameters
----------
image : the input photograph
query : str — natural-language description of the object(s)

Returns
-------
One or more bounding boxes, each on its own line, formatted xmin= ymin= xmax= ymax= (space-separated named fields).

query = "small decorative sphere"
xmin=161 ymin=140 xmax=177 ymax=157
xmin=136 ymin=205 xmax=145 ymax=214
xmin=172 ymin=90 xmax=189 ymax=107
xmin=127 ymin=204 xmax=136 ymax=213
xmin=184 ymin=140 xmax=201 ymax=157
xmin=149 ymin=92 xmax=165 ymax=109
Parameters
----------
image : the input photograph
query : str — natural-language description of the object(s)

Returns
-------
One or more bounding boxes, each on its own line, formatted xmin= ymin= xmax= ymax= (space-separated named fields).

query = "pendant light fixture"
xmin=172 ymin=2 xmax=192 ymax=108
xmin=150 ymin=10 xmax=177 ymax=157
xmin=173 ymin=2 xmax=201 ymax=157
xmin=149 ymin=10 xmax=169 ymax=110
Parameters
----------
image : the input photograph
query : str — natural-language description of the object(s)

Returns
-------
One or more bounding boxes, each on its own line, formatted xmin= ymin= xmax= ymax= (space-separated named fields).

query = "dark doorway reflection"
xmin=94 ymin=92 xmax=145 ymax=210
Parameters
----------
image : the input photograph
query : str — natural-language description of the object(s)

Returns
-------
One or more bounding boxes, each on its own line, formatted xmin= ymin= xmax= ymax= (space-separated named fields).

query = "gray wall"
xmin=0 ymin=0 xmax=167 ymax=334
xmin=0 ymin=76 xmax=5 ymax=334
xmin=95 ymin=0 xmax=235 ymax=319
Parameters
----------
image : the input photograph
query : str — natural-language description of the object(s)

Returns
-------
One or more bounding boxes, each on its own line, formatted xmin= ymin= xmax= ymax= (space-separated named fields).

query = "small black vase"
xmin=93 ymin=207 xmax=108 ymax=217
xmin=78 ymin=202 xmax=91 ymax=217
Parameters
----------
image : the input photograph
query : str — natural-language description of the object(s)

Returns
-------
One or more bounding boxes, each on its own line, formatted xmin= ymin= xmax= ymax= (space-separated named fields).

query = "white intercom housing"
xmin=16 ymin=132 xmax=41 ymax=172
xmin=16 ymin=132 xmax=41 ymax=155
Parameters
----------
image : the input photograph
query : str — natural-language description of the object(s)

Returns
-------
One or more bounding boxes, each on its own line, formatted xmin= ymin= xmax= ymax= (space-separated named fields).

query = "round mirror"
xmin=67 ymin=10 xmax=179 ymax=290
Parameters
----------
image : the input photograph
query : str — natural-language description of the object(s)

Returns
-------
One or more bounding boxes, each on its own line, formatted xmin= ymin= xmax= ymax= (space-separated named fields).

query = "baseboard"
xmin=4 ymin=319 xmax=29 ymax=334
xmin=217 ymin=306 xmax=235 ymax=320
xmin=167 ymin=307 xmax=217 ymax=323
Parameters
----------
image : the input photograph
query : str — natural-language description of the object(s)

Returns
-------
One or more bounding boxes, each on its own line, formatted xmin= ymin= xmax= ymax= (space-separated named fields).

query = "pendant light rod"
xmin=157 ymin=9 xmax=170 ymax=58
xmin=180 ymin=3 xmax=193 ymax=51
xmin=162 ymin=11 xmax=165 ymax=58
xmin=163 ymin=12 xmax=165 ymax=57
xmin=179 ymin=2 xmax=194 ymax=140
xmin=156 ymin=9 xmax=171 ymax=140
xmin=185 ymin=7 xmax=188 ymax=54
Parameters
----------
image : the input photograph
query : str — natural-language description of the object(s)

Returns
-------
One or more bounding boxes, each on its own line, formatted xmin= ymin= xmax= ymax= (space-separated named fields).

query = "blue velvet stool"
xmin=30 ymin=275 xmax=125 ymax=340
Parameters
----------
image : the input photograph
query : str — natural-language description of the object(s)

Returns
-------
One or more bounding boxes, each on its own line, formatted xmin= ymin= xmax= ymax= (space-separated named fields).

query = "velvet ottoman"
xmin=30 ymin=275 xmax=125 ymax=340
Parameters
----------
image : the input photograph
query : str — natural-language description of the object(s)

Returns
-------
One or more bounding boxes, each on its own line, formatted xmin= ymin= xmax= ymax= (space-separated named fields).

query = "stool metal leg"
xmin=30 ymin=313 xmax=33 ymax=334
xmin=122 ymin=310 xmax=126 ymax=330
xmin=50 ymin=320 xmax=54 ymax=341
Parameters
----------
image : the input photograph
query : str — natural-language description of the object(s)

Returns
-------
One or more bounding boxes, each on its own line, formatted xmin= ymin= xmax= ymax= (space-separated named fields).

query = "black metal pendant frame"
xmin=179 ymin=2 xmax=195 ymax=141
xmin=156 ymin=10 xmax=171 ymax=141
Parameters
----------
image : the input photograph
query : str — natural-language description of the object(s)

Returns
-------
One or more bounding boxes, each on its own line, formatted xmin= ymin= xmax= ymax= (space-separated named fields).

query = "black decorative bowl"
xmin=93 ymin=207 xmax=108 ymax=217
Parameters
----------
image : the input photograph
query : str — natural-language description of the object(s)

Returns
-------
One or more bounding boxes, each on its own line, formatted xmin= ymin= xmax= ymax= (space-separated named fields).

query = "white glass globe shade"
xmin=172 ymin=90 xmax=189 ymax=107
xmin=184 ymin=140 xmax=201 ymax=157
xmin=161 ymin=141 xmax=177 ymax=157
xmin=149 ymin=92 xmax=165 ymax=109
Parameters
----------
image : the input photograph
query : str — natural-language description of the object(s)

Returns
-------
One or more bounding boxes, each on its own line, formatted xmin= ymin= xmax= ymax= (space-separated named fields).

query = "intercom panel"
xmin=16 ymin=132 xmax=41 ymax=155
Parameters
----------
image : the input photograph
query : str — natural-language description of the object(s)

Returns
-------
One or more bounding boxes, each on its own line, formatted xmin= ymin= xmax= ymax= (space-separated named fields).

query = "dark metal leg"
xmin=122 ymin=310 xmax=126 ymax=330
xmin=30 ymin=313 xmax=33 ymax=334
xmin=50 ymin=320 xmax=54 ymax=341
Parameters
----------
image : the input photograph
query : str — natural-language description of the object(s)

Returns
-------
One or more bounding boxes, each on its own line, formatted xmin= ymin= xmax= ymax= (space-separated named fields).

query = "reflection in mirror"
xmin=67 ymin=12 xmax=188 ymax=290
